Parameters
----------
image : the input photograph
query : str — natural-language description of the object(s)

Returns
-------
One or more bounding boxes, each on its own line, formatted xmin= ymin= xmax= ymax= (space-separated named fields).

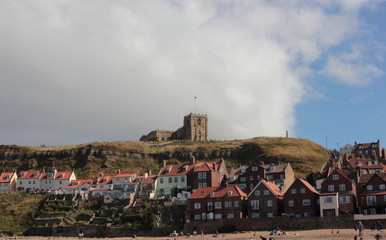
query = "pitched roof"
xmin=348 ymin=158 xmax=383 ymax=169
xmin=18 ymin=171 xmax=42 ymax=179
xmin=248 ymin=179 xmax=283 ymax=197
xmin=0 ymin=172 xmax=15 ymax=183
xmin=298 ymin=178 xmax=319 ymax=195
xmin=262 ymin=163 xmax=288 ymax=173
xmin=188 ymin=185 xmax=247 ymax=199
xmin=97 ymin=176 xmax=113 ymax=185
xmin=159 ymin=163 xmax=191 ymax=176
xmin=113 ymin=173 xmax=136 ymax=178
xmin=55 ymin=172 xmax=73 ymax=180
xmin=142 ymin=174 xmax=157 ymax=184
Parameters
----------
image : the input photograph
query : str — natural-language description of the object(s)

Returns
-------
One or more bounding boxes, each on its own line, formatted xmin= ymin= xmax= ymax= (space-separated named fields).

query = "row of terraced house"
xmin=187 ymin=140 xmax=386 ymax=222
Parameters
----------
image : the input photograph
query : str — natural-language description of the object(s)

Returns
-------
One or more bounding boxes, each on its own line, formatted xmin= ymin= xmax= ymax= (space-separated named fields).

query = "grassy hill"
xmin=0 ymin=192 xmax=46 ymax=234
xmin=0 ymin=137 xmax=330 ymax=178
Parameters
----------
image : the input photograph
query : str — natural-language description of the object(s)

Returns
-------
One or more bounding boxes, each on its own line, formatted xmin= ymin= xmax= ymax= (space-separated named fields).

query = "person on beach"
xmin=375 ymin=233 xmax=382 ymax=240
xmin=358 ymin=221 xmax=365 ymax=240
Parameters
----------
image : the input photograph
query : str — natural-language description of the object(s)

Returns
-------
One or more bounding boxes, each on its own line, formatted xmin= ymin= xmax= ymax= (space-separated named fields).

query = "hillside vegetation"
xmin=0 ymin=192 xmax=46 ymax=234
xmin=0 ymin=137 xmax=329 ymax=178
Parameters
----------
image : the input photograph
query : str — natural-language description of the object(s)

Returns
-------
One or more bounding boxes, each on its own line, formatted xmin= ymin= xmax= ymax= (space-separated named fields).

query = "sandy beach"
xmin=1 ymin=229 xmax=385 ymax=240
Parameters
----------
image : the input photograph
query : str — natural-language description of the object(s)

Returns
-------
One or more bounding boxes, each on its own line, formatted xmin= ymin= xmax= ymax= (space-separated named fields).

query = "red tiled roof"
xmin=0 ymin=172 xmax=14 ymax=183
xmin=142 ymin=174 xmax=157 ymax=184
xmin=18 ymin=171 xmax=41 ymax=179
xmin=92 ymin=189 xmax=111 ymax=192
xmin=97 ymin=176 xmax=113 ymax=185
xmin=125 ymin=182 xmax=138 ymax=185
xmin=113 ymin=173 xmax=135 ymax=178
xmin=159 ymin=163 xmax=191 ymax=176
xmin=298 ymin=178 xmax=319 ymax=195
xmin=188 ymin=185 xmax=247 ymax=199
xmin=361 ymin=191 xmax=386 ymax=196
xmin=263 ymin=180 xmax=283 ymax=196
xmin=349 ymin=158 xmax=383 ymax=169
xmin=55 ymin=172 xmax=73 ymax=180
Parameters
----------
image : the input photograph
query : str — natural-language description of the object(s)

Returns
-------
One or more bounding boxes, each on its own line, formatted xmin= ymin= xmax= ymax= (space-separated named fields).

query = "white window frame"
xmin=288 ymin=200 xmax=294 ymax=207
xmin=303 ymin=199 xmax=311 ymax=206
xmin=267 ymin=200 xmax=273 ymax=207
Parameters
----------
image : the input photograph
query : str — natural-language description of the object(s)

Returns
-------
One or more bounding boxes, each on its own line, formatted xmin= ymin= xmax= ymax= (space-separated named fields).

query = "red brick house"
xmin=231 ymin=162 xmax=294 ymax=194
xmin=188 ymin=184 xmax=247 ymax=221
xmin=231 ymin=163 xmax=266 ymax=194
xmin=248 ymin=179 xmax=283 ymax=218
xmin=319 ymin=169 xmax=357 ymax=216
xmin=283 ymin=177 xmax=320 ymax=217
xmin=352 ymin=140 xmax=384 ymax=159
xmin=358 ymin=173 xmax=386 ymax=214
xmin=343 ymin=157 xmax=384 ymax=175
xmin=186 ymin=159 xmax=228 ymax=192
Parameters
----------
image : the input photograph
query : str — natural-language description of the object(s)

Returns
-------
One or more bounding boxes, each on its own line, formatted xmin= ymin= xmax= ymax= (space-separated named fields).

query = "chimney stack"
xmin=117 ymin=169 xmax=121 ymax=174
xmin=191 ymin=156 xmax=196 ymax=165
xmin=163 ymin=160 xmax=167 ymax=168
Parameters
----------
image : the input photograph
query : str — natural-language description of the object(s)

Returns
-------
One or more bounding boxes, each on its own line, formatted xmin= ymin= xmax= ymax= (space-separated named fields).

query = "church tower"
xmin=183 ymin=113 xmax=208 ymax=141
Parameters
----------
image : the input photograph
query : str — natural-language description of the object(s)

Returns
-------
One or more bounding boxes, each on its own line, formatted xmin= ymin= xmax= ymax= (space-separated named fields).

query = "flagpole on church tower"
xmin=194 ymin=96 xmax=197 ymax=112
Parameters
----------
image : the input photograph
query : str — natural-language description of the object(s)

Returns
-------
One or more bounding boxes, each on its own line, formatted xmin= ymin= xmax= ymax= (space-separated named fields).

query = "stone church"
xmin=140 ymin=113 xmax=208 ymax=141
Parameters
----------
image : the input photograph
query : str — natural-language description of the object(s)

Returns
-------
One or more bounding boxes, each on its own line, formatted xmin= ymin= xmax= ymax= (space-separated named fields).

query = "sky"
xmin=0 ymin=0 xmax=385 ymax=149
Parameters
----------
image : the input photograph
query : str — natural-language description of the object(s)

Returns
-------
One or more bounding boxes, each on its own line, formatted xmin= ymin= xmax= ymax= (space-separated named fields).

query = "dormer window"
xmin=367 ymin=185 xmax=373 ymax=191
xmin=372 ymin=144 xmax=376 ymax=148
xmin=20 ymin=174 xmax=25 ymax=178
xmin=251 ymin=166 xmax=258 ymax=171
xmin=33 ymin=173 xmax=38 ymax=177
xmin=210 ymin=192 xmax=215 ymax=197
xmin=332 ymin=175 xmax=339 ymax=180
xmin=269 ymin=165 xmax=275 ymax=171
xmin=227 ymin=191 xmax=233 ymax=196
xmin=5 ymin=176 xmax=10 ymax=180
xmin=59 ymin=174 xmax=64 ymax=179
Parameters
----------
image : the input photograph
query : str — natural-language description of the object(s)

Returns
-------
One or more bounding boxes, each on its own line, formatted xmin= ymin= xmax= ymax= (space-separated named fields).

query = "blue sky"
xmin=0 ymin=1 xmax=385 ymax=149
xmin=296 ymin=2 xmax=386 ymax=148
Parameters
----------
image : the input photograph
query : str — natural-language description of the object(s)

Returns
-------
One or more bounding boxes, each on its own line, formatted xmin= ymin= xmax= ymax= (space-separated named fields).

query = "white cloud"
xmin=324 ymin=45 xmax=382 ymax=85
xmin=0 ymin=0 xmax=379 ymax=145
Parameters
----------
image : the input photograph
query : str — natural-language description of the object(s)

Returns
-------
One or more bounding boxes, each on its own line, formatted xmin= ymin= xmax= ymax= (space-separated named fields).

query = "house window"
xmin=198 ymin=183 xmax=202 ymax=188
xmin=202 ymin=213 xmax=206 ymax=220
xmin=252 ymin=213 xmax=260 ymax=218
xmin=194 ymin=214 xmax=201 ymax=220
xmin=215 ymin=202 xmax=222 ymax=209
xmin=333 ymin=174 xmax=339 ymax=180
xmin=339 ymin=184 xmax=346 ymax=191
xmin=324 ymin=197 xmax=333 ymax=203
xmin=255 ymin=190 xmax=260 ymax=196
xmin=225 ymin=201 xmax=232 ymax=208
xmin=202 ymin=182 xmax=207 ymax=187
xmin=174 ymin=177 xmax=178 ymax=183
xmin=303 ymin=199 xmax=311 ymax=206
xmin=28 ymin=181 xmax=31 ymax=185
xmin=328 ymin=185 xmax=334 ymax=192
xmin=234 ymin=201 xmax=239 ymax=207
xmin=257 ymin=175 xmax=261 ymax=180
xmin=250 ymin=200 xmax=260 ymax=210
xmin=160 ymin=178 xmax=164 ymax=184
xmin=267 ymin=213 xmax=273 ymax=218
xmin=267 ymin=175 xmax=273 ymax=181
xmin=380 ymin=184 xmax=385 ymax=190
xmin=252 ymin=166 xmax=258 ymax=171
xmin=367 ymin=196 xmax=376 ymax=206
xmin=238 ymin=184 xmax=246 ymax=189
xmin=198 ymin=173 xmax=202 ymax=179
xmin=202 ymin=172 xmax=207 ymax=179
xmin=19 ymin=181 xmax=22 ymax=185
xmin=291 ymin=189 xmax=297 ymax=194
xmin=250 ymin=184 xmax=254 ymax=190
xmin=300 ymin=188 xmax=306 ymax=193
xmin=339 ymin=196 xmax=350 ymax=203
xmin=288 ymin=200 xmax=294 ymax=207
xmin=168 ymin=177 xmax=172 ymax=183
xmin=207 ymin=202 xmax=213 ymax=211
xmin=367 ymin=185 xmax=373 ymax=191
xmin=214 ymin=214 xmax=222 ymax=220
xmin=194 ymin=203 xmax=201 ymax=209
xmin=227 ymin=213 xmax=234 ymax=219
xmin=181 ymin=176 xmax=185 ymax=182
xmin=267 ymin=200 xmax=273 ymax=207
xmin=264 ymin=190 xmax=269 ymax=195
xmin=240 ymin=177 xmax=246 ymax=182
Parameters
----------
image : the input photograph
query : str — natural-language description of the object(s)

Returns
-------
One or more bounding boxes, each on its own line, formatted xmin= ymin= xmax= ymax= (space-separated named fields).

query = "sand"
xmin=1 ymin=229 xmax=385 ymax=240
